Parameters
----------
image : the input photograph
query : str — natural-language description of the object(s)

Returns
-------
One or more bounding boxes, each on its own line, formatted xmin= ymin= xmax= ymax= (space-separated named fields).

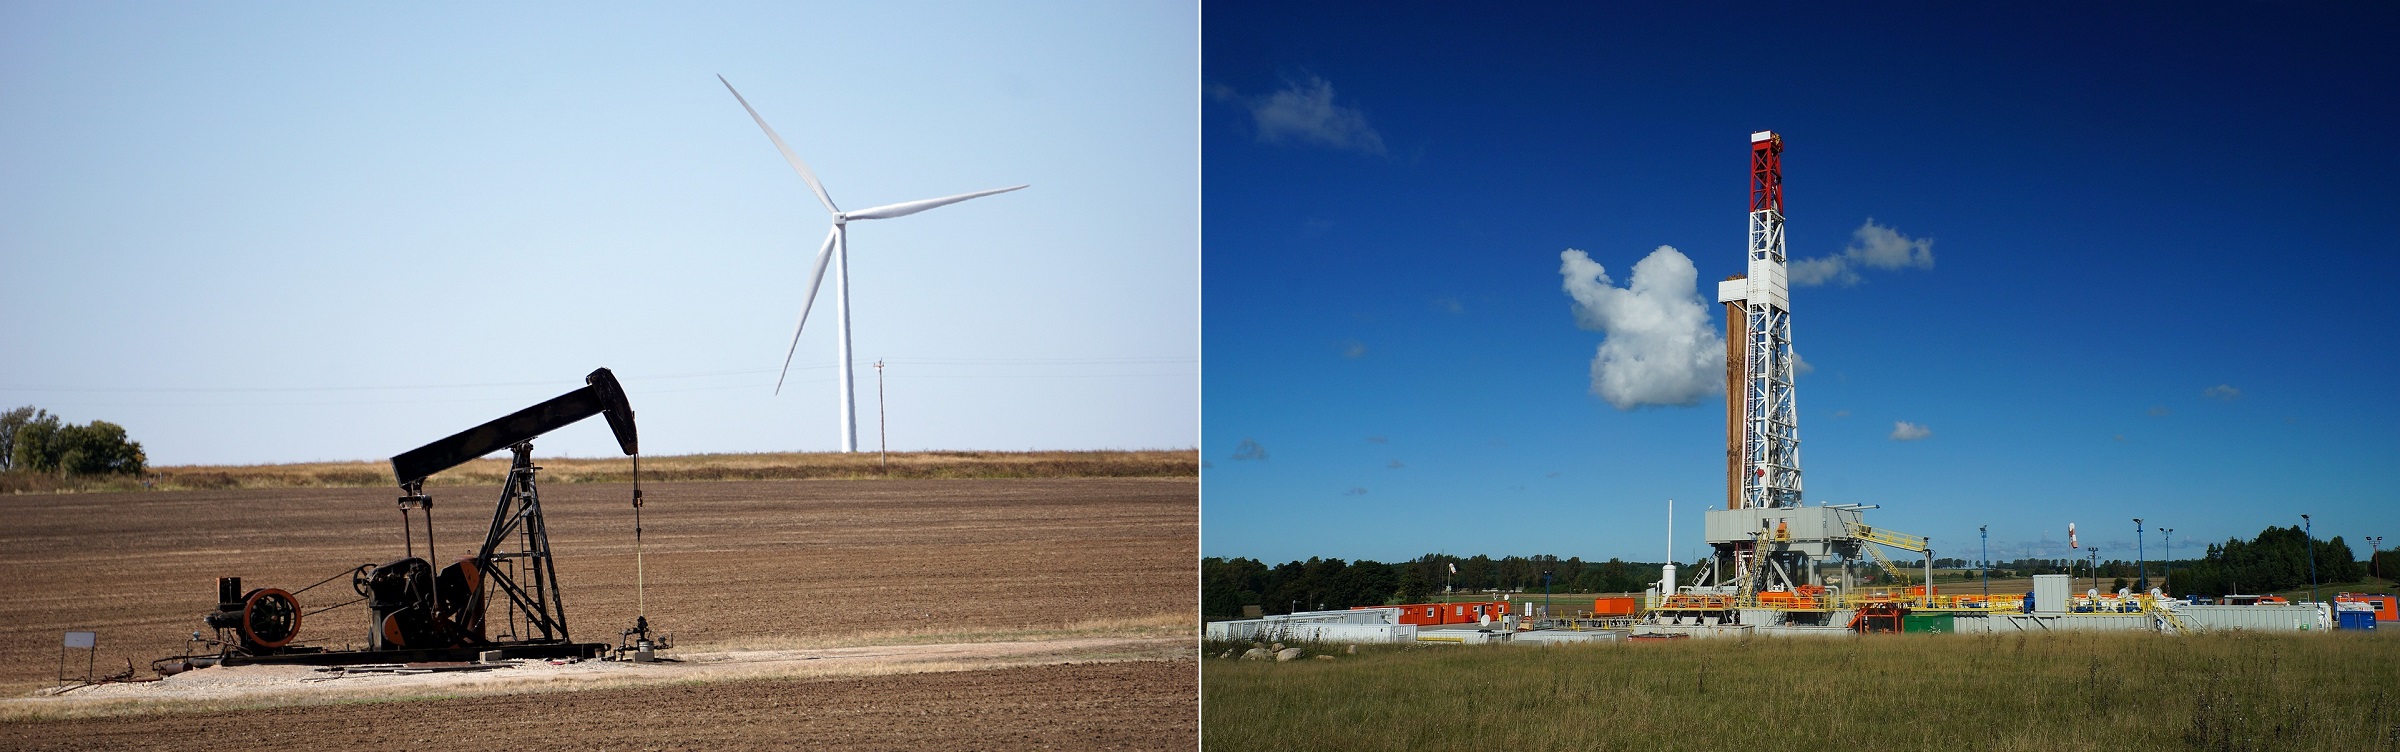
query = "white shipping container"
xmin=2177 ymin=605 xmax=2317 ymax=632
xmin=2033 ymin=574 xmax=2070 ymax=613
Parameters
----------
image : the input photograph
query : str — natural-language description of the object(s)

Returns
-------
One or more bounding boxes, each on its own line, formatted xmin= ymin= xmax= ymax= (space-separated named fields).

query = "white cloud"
xmin=1890 ymin=421 xmax=1932 ymax=441
xmin=1240 ymin=74 xmax=1386 ymax=155
xmin=1560 ymin=246 xmax=1724 ymax=410
xmin=1793 ymin=351 xmax=1815 ymax=376
xmin=1340 ymin=340 xmax=1367 ymax=359
xmin=2204 ymin=384 xmax=2240 ymax=400
xmin=1790 ymin=218 xmax=1934 ymax=286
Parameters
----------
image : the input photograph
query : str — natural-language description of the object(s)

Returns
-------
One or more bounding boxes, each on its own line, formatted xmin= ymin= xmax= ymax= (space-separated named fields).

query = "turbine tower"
xmin=719 ymin=75 xmax=1027 ymax=452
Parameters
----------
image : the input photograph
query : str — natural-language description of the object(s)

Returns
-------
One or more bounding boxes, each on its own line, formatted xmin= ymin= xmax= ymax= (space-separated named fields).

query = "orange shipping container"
xmin=1352 ymin=604 xmax=1448 ymax=626
xmin=1593 ymin=597 xmax=1638 ymax=616
xmin=2337 ymin=593 xmax=2397 ymax=622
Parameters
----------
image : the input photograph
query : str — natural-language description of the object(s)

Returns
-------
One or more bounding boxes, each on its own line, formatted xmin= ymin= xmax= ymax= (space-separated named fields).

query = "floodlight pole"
xmin=2160 ymin=528 xmax=2173 ymax=596
xmin=2134 ymin=518 xmax=2145 ymax=594
xmin=1980 ymin=525 xmax=1989 ymax=598
xmin=2302 ymin=514 xmax=2316 ymax=604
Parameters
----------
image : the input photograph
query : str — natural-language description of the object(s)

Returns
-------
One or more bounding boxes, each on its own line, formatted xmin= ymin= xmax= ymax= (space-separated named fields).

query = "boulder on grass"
xmin=1275 ymin=648 xmax=1305 ymax=662
xmin=1241 ymin=647 xmax=1271 ymax=661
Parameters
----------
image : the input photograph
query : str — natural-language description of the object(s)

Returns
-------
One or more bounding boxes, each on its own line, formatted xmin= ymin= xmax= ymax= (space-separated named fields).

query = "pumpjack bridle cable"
xmin=632 ymin=453 xmax=646 ymax=621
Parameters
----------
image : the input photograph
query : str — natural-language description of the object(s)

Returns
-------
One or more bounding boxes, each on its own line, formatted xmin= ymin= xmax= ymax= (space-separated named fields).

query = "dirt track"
xmin=0 ymin=477 xmax=1196 ymax=745
xmin=0 ymin=659 xmax=1197 ymax=751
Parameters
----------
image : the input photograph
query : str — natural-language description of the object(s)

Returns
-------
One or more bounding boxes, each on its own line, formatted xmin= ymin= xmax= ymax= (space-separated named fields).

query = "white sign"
xmin=63 ymin=631 xmax=95 ymax=649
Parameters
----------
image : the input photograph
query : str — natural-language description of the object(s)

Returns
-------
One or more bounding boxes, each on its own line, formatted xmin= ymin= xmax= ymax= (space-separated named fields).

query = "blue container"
xmin=2338 ymin=611 xmax=2376 ymax=631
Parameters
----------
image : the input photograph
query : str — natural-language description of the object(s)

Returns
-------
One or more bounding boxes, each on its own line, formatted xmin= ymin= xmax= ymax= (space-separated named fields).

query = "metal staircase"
xmin=1847 ymin=522 xmax=1927 ymax=587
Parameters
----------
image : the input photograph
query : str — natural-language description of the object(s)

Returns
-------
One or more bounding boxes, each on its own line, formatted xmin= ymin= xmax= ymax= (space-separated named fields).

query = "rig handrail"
xmin=1847 ymin=522 xmax=1928 ymax=552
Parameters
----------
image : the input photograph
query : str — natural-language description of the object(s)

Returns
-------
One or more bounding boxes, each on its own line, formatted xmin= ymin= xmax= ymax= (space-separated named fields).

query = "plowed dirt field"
xmin=0 ymin=477 xmax=1196 ymax=747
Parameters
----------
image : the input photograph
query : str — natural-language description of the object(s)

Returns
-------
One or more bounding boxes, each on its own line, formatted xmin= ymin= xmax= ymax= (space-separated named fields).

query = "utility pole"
xmin=2370 ymin=536 xmax=2384 ymax=580
xmin=2302 ymin=514 xmax=2317 ymax=604
xmin=2090 ymin=548 xmax=2100 ymax=598
xmin=1980 ymin=525 xmax=1989 ymax=598
xmin=874 ymin=360 xmax=888 ymax=473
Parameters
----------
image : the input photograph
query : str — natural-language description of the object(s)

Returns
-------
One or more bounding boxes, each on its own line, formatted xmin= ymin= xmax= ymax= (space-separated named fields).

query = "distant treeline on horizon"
xmin=1207 ymin=526 xmax=2392 ymax=620
xmin=1203 ymin=554 xmax=1665 ymax=620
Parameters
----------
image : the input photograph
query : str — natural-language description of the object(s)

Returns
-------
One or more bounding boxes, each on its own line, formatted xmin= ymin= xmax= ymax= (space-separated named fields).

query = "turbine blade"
xmin=775 ymin=226 xmax=842 ymax=395
xmin=718 ymin=75 xmax=840 ymax=215
xmin=843 ymin=184 xmax=1027 ymax=221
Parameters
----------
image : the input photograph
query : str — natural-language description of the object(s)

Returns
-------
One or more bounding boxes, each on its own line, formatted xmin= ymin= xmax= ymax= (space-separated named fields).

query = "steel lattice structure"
xmin=1674 ymin=135 xmax=1943 ymax=619
xmin=1740 ymin=131 xmax=1802 ymax=511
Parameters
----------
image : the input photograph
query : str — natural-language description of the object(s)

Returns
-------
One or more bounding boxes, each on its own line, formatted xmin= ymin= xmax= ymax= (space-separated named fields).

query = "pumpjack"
xmin=175 ymin=368 xmax=646 ymax=668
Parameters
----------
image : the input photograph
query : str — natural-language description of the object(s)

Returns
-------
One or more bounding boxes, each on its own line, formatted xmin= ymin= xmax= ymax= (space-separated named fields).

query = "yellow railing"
xmin=1856 ymin=539 xmax=1914 ymax=586
xmin=1719 ymin=590 xmax=2025 ymax=613
xmin=2140 ymin=596 xmax=2191 ymax=634
xmin=1848 ymin=522 xmax=1928 ymax=552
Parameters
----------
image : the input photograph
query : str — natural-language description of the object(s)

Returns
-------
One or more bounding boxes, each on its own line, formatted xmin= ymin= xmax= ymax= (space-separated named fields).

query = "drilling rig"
xmin=174 ymin=368 xmax=645 ymax=668
xmin=1665 ymin=133 xmax=1935 ymax=626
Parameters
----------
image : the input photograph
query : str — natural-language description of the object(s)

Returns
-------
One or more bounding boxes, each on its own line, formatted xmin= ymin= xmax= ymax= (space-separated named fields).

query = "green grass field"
xmin=1204 ymin=631 xmax=2400 ymax=750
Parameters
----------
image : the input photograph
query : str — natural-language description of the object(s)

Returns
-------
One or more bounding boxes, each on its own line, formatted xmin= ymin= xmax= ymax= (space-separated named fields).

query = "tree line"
xmin=0 ymin=406 xmax=146 ymax=476
xmin=1208 ymin=524 xmax=2389 ymax=619
xmin=2166 ymin=525 xmax=2368 ymax=597
xmin=1202 ymin=553 xmax=1665 ymax=620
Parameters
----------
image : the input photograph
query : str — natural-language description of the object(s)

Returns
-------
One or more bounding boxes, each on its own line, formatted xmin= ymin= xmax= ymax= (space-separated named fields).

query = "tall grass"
xmin=1203 ymin=632 xmax=2400 ymax=750
xmin=0 ymin=449 xmax=1197 ymax=494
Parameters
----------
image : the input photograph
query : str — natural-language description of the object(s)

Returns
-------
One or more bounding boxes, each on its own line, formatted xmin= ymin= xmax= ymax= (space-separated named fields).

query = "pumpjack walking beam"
xmin=382 ymin=368 xmax=638 ymax=650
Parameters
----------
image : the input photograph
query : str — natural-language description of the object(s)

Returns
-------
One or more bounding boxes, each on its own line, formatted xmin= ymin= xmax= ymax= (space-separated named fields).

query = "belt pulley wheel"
xmin=240 ymin=588 xmax=302 ymax=650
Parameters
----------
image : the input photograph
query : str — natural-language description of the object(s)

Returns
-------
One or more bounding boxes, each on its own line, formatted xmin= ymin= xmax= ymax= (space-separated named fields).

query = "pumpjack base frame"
xmin=210 ymin=642 xmax=606 ymax=668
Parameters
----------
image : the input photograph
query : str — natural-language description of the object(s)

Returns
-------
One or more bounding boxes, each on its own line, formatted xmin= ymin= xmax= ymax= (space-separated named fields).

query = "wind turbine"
xmin=720 ymin=75 xmax=1027 ymax=452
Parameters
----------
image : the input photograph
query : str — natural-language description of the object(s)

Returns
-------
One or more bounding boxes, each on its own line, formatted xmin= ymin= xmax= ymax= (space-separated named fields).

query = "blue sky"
xmin=1201 ymin=4 xmax=2398 ymax=566
xmin=1 ymin=2 xmax=1195 ymax=464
